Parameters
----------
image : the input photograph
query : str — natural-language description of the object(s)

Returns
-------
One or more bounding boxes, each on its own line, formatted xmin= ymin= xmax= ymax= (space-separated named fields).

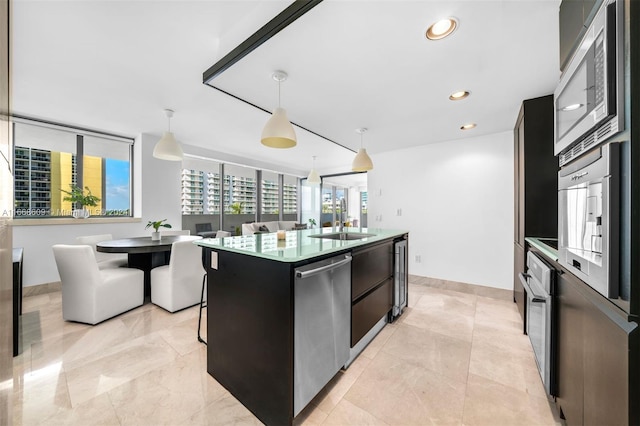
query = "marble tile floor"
xmin=13 ymin=279 xmax=563 ymax=425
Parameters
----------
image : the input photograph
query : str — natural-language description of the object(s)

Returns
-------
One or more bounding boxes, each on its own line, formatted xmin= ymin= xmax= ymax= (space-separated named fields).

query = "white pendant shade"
xmin=261 ymin=107 xmax=297 ymax=148
xmin=153 ymin=131 xmax=183 ymax=161
xmin=352 ymin=148 xmax=373 ymax=171
xmin=307 ymin=168 xmax=321 ymax=185
xmin=306 ymin=155 xmax=321 ymax=185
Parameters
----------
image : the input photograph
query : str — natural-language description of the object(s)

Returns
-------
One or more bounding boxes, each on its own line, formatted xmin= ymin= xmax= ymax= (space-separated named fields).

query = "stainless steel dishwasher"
xmin=294 ymin=253 xmax=352 ymax=416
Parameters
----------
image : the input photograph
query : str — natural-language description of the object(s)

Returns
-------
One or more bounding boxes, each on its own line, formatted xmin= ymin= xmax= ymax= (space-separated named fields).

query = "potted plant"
xmin=308 ymin=218 xmax=317 ymax=229
xmin=146 ymin=219 xmax=172 ymax=241
xmin=60 ymin=185 xmax=100 ymax=219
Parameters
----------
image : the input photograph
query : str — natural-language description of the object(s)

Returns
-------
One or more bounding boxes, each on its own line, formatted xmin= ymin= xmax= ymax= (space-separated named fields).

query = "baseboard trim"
xmin=22 ymin=281 xmax=61 ymax=297
xmin=25 ymin=277 xmax=512 ymax=301
xmin=408 ymin=274 xmax=511 ymax=301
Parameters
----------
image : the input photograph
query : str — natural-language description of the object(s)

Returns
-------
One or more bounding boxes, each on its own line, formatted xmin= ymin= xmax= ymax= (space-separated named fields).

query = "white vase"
xmin=151 ymin=231 xmax=161 ymax=241
xmin=72 ymin=209 xmax=90 ymax=219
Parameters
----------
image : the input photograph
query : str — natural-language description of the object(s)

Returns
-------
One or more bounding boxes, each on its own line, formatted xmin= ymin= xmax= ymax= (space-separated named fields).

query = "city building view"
xmin=181 ymin=168 xmax=297 ymax=216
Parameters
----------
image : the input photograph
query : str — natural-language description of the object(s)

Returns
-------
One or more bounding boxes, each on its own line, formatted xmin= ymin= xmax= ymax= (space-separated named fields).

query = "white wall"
xmin=13 ymin=133 xmax=183 ymax=287
xmin=367 ymin=131 xmax=514 ymax=290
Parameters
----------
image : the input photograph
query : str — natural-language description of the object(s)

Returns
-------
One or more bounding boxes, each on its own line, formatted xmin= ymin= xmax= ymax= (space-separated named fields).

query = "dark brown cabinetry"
xmin=555 ymin=268 xmax=585 ymax=424
xmin=513 ymin=95 xmax=557 ymax=324
xmin=351 ymin=240 xmax=393 ymax=347
xmin=559 ymin=0 xmax=603 ymax=71
xmin=555 ymin=267 xmax=637 ymax=425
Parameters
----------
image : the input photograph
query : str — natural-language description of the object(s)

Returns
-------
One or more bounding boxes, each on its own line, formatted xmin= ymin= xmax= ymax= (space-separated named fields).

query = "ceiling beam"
xmin=201 ymin=0 xmax=355 ymax=154
xmin=202 ymin=0 xmax=323 ymax=85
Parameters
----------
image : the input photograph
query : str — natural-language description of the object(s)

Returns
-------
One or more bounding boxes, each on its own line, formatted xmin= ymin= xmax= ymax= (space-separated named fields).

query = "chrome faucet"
xmin=339 ymin=198 xmax=347 ymax=232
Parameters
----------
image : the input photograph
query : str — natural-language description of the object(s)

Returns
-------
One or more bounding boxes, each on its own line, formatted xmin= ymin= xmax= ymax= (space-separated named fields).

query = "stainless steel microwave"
xmin=554 ymin=0 xmax=623 ymax=165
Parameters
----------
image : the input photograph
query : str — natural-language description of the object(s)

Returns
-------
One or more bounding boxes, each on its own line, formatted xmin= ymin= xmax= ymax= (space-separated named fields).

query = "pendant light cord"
xmin=278 ymin=79 xmax=281 ymax=108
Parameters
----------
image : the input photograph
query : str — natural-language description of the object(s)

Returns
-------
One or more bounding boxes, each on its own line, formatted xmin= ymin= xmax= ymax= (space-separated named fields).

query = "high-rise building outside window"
xmin=181 ymin=169 xmax=205 ymax=215
xmin=361 ymin=191 xmax=368 ymax=214
xmin=181 ymin=158 xmax=222 ymax=215
xmin=283 ymin=174 xmax=298 ymax=216
xmin=224 ymin=164 xmax=256 ymax=215
xmin=261 ymin=171 xmax=279 ymax=215
xmin=181 ymin=169 xmax=221 ymax=215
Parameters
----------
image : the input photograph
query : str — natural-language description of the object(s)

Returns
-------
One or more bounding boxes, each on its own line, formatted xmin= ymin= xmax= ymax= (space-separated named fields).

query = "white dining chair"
xmin=76 ymin=234 xmax=128 ymax=269
xmin=160 ymin=229 xmax=191 ymax=236
xmin=150 ymin=236 xmax=204 ymax=312
xmin=52 ymin=244 xmax=144 ymax=325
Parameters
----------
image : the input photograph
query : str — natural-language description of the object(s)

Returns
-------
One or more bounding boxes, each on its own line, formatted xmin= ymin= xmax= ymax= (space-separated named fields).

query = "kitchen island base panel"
xmin=197 ymin=229 xmax=408 ymax=426
xmin=207 ymin=250 xmax=294 ymax=426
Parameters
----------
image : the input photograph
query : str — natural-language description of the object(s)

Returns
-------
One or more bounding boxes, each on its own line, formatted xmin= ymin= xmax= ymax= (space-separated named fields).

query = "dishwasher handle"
xmin=296 ymin=255 xmax=352 ymax=279
xmin=519 ymin=272 xmax=547 ymax=303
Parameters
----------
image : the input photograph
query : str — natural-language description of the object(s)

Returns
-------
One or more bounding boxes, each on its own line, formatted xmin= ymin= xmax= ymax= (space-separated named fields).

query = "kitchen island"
xmin=195 ymin=227 xmax=408 ymax=425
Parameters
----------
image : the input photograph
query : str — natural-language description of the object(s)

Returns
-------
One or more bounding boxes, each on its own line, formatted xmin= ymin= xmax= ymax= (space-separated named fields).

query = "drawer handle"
xmin=519 ymin=272 xmax=547 ymax=303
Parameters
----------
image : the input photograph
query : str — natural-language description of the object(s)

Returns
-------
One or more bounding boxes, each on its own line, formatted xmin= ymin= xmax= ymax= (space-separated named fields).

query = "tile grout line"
xmin=460 ymin=294 xmax=480 ymax=425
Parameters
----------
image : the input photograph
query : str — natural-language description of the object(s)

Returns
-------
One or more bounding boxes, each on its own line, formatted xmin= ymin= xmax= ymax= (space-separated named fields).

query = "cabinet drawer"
xmin=352 ymin=241 xmax=393 ymax=301
xmin=351 ymin=278 xmax=393 ymax=347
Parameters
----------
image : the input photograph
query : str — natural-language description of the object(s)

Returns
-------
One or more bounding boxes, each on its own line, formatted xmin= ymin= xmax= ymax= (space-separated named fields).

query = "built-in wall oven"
xmin=558 ymin=142 xmax=619 ymax=299
xmin=519 ymin=251 xmax=556 ymax=396
xmin=554 ymin=0 xmax=623 ymax=166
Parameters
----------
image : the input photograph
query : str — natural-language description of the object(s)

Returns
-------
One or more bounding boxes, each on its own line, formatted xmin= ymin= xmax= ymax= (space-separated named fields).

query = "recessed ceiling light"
xmin=426 ymin=17 xmax=458 ymax=40
xmin=449 ymin=90 xmax=470 ymax=101
xmin=460 ymin=123 xmax=476 ymax=130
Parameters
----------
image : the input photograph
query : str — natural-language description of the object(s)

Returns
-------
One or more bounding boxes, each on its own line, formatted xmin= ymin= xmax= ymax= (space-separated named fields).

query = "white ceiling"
xmin=11 ymin=0 xmax=560 ymax=178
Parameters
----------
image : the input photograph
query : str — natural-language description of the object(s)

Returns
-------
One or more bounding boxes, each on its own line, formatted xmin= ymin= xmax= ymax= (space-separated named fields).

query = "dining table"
xmin=96 ymin=235 xmax=198 ymax=299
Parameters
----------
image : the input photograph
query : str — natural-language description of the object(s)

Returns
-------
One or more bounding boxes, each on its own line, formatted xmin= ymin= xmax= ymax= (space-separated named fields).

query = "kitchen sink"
xmin=308 ymin=232 xmax=376 ymax=241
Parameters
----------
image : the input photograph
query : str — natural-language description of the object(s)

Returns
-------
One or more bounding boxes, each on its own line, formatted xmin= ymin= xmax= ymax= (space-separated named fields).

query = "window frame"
xmin=10 ymin=116 xmax=134 ymax=221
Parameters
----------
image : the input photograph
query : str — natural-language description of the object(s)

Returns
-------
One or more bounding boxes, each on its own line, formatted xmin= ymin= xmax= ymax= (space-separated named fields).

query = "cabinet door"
xmin=583 ymin=297 xmax=629 ymax=425
xmin=557 ymin=269 xmax=632 ymax=425
xmin=352 ymin=241 xmax=393 ymax=301
xmin=559 ymin=0 xmax=586 ymax=71
xmin=556 ymin=271 xmax=584 ymax=425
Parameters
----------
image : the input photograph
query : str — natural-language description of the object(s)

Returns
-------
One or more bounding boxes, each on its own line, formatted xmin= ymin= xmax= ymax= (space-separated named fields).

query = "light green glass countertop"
xmin=194 ymin=227 xmax=408 ymax=263
xmin=525 ymin=237 xmax=559 ymax=261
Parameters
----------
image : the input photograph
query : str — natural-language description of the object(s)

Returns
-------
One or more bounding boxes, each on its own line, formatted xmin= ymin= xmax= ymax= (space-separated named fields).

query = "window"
xmin=181 ymin=158 xmax=222 ymax=215
xmin=13 ymin=120 xmax=132 ymax=218
xmin=261 ymin=171 xmax=279 ymax=215
xmin=181 ymin=169 xmax=205 ymax=214
xmin=180 ymin=156 xmax=300 ymax=232
xmin=322 ymin=187 xmax=334 ymax=214
xmin=361 ymin=191 xmax=368 ymax=214
xmin=224 ymin=164 xmax=256 ymax=215
xmin=283 ymin=174 xmax=298 ymax=216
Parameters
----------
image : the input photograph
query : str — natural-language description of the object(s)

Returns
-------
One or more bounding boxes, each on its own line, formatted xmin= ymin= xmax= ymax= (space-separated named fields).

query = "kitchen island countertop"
xmin=525 ymin=236 xmax=559 ymax=261
xmin=194 ymin=227 xmax=408 ymax=263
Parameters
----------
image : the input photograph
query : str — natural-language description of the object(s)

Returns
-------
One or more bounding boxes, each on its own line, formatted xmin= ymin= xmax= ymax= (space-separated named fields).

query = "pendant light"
xmin=153 ymin=109 xmax=183 ymax=161
xmin=352 ymin=128 xmax=373 ymax=171
xmin=261 ymin=70 xmax=297 ymax=148
xmin=307 ymin=155 xmax=321 ymax=185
